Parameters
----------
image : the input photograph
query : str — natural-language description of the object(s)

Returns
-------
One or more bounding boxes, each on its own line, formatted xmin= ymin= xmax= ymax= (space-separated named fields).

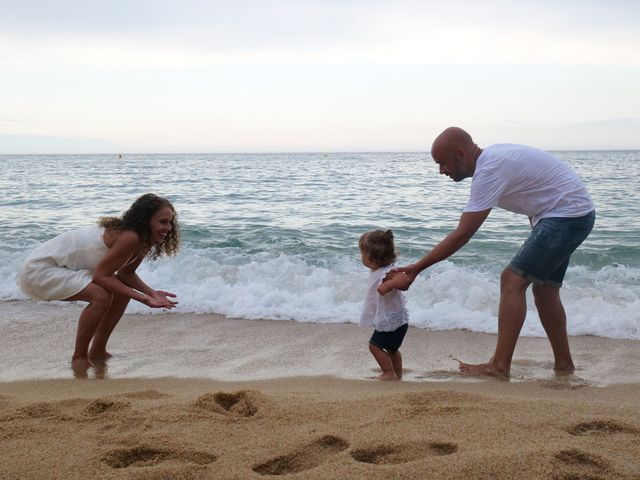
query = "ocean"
xmin=1 ymin=150 xmax=639 ymax=341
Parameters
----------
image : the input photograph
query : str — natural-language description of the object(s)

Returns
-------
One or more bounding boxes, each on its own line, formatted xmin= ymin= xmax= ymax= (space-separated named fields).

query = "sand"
xmin=2 ymin=376 xmax=639 ymax=479
xmin=1 ymin=303 xmax=640 ymax=479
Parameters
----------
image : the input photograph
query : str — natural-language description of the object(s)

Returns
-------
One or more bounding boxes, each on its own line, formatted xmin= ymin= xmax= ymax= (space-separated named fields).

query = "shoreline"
xmin=1 ymin=301 xmax=639 ymax=386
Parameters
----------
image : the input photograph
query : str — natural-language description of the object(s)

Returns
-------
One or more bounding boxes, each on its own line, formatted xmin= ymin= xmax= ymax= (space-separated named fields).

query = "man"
xmin=390 ymin=127 xmax=595 ymax=376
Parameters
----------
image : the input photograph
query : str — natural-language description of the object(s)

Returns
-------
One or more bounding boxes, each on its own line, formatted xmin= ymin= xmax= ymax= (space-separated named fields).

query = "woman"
xmin=18 ymin=193 xmax=180 ymax=370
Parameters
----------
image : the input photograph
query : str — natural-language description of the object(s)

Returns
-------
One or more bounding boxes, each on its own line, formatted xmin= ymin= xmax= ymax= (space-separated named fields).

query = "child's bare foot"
xmin=376 ymin=371 xmax=397 ymax=381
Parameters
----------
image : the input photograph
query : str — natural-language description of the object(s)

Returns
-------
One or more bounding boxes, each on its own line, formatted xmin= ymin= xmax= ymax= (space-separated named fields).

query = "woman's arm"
xmin=116 ymin=253 xmax=153 ymax=296
xmin=118 ymin=253 xmax=178 ymax=306
xmin=92 ymin=231 xmax=175 ymax=308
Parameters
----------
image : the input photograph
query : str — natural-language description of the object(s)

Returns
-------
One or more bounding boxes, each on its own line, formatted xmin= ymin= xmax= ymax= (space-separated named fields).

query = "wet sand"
xmin=1 ymin=301 xmax=639 ymax=385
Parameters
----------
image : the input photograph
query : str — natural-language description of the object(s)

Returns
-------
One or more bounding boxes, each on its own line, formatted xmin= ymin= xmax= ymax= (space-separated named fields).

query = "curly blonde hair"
xmin=99 ymin=193 xmax=180 ymax=260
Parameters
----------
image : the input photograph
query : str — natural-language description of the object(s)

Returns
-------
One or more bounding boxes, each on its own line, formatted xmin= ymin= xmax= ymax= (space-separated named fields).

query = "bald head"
xmin=431 ymin=127 xmax=474 ymax=157
xmin=430 ymin=127 xmax=482 ymax=182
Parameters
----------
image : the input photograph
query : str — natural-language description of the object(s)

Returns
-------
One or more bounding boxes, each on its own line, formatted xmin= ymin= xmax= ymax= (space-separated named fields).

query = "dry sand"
xmin=1 ymin=376 xmax=639 ymax=479
xmin=1 ymin=303 xmax=640 ymax=479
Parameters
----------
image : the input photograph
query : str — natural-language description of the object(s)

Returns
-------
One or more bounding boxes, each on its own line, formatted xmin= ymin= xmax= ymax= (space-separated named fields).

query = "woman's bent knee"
xmin=88 ymin=286 xmax=113 ymax=310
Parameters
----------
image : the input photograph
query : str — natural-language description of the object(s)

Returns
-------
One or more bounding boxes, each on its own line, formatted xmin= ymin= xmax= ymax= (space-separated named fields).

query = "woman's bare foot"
xmin=458 ymin=361 xmax=508 ymax=377
xmin=88 ymin=349 xmax=113 ymax=361
xmin=376 ymin=371 xmax=397 ymax=381
xmin=71 ymin=357 xmax=92 ymax=379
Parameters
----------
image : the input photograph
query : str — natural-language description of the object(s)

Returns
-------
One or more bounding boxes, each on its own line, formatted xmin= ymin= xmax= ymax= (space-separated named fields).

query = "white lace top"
xmin=359 ymin=265 xmax=409 ymax=332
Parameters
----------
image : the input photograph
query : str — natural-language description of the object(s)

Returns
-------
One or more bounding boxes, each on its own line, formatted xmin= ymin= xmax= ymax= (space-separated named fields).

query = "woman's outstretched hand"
xmin=144 ymin=290 xmax=178 ymax=309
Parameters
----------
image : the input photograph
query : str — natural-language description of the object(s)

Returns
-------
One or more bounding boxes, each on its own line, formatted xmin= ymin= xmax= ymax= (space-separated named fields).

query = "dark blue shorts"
xmin=508 ymin=211 xmax=595 ymax=288
xmin=369 ymin=323 xmax=408 ymax=352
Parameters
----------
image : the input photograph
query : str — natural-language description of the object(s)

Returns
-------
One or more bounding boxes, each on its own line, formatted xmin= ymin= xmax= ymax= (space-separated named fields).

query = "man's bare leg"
xmin=89 ymin=293 xmax=131 ymax=360
xmin=369 ymin=344 xmax=397 ymax=380
xmin=532 ymin=284 xmax=574 ymax=372
xmin=459 ymin=269 xmax=530 ymax=376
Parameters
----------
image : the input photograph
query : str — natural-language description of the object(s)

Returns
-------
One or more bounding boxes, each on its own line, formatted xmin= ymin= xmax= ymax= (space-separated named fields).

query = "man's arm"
xmin=391 ymin=209 xmax=491 ymax=289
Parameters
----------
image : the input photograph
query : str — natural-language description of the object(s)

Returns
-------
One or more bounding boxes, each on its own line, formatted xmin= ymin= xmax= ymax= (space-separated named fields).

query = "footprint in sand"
xmin=16 ymin=397 xmax=130 ymax=420
xmin=566 ymin=420 xmax=639 ymax=436
xmin=403 ymin=391 xmax=482 ymax=404
xmin=193 ymin=390 xmax=259 ymax=417
xmin=17 ymin=402 xmax=61 ymax=419
xmin=351 ymin=441 xmax=457 ymax=465
xmin=101 ymin=445 xmax=216 ymax=469
xmin=121 ymin=390 xmax=170 ymax=400
xmin=253 ymin=435 xmax=349 ymax=476
xmin=553 ymin=448 xmax=610 ymax=479
xmin=401 ymin=391 xmax=481 ymax=416
xmin=85 ymin=398 xmax=130 ymax=415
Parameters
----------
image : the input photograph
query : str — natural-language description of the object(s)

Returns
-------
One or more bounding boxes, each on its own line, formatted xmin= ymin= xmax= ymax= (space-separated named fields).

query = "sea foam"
xmin=2 ymin=245 xmax=638 ymax=339
xmin=123 ymin=249 xmax=640 ymax=340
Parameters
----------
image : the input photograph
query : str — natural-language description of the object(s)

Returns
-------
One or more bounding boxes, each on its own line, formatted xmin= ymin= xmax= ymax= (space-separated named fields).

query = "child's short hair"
xmin=359 ymin=230 xmax=397 ymax=267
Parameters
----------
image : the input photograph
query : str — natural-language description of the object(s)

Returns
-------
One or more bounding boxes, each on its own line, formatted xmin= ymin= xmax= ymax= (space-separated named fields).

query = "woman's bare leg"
xmin=89 ymin=293 xmax=130 ymax=360
xmin=65 ymin=284 xmax=113 ymax=368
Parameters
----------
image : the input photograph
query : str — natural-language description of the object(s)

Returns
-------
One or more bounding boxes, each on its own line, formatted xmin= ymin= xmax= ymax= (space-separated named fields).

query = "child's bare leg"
xmin=389 ymin=350 xmax=403 ymax=379
xmin=369 ymin=344 xmax=396 ymax=380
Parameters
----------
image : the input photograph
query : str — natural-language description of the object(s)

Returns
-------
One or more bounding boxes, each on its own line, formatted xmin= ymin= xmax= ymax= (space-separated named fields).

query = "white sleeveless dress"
xmin=18 ymin=225 xmax=109 ymax=301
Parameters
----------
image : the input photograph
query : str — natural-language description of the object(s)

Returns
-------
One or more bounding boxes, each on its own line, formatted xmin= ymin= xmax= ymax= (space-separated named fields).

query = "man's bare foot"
xmin=458 ymin=361 xmax=508 ymax=377
xmin=553 ymin=362 xmax=575 ymax=374
xmin=376 ymin=371 xmax=397 ymax=381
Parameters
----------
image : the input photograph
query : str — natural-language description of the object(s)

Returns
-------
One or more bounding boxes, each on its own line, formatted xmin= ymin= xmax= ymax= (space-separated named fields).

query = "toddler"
xmin=359 ymin=229 xmax=409 ymax=380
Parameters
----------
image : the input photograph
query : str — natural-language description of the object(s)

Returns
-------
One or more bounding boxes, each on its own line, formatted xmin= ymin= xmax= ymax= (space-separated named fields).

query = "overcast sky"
xmin=1 ymin=0 xmax=639 ymax=153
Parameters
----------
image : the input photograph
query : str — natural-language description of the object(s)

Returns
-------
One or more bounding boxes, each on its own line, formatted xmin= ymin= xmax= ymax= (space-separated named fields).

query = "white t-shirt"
xmin=464 ymin=144 xmax=594 ymax=226
xmin=359 ymin=265 xmax=409 ymax=332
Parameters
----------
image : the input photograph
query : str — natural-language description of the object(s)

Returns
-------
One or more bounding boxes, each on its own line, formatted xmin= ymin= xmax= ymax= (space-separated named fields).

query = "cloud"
xmin=576 ymin=118 xmax=640 ymax=127
xmin=0 ymin=118 xmax=32 ymax=123
xmin=1 ymin=1 xmax=639 ymax=68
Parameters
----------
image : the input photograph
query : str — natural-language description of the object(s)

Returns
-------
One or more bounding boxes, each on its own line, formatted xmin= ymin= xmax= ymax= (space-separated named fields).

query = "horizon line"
xmin=2 ymin=148 xmax=640 ymax=156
